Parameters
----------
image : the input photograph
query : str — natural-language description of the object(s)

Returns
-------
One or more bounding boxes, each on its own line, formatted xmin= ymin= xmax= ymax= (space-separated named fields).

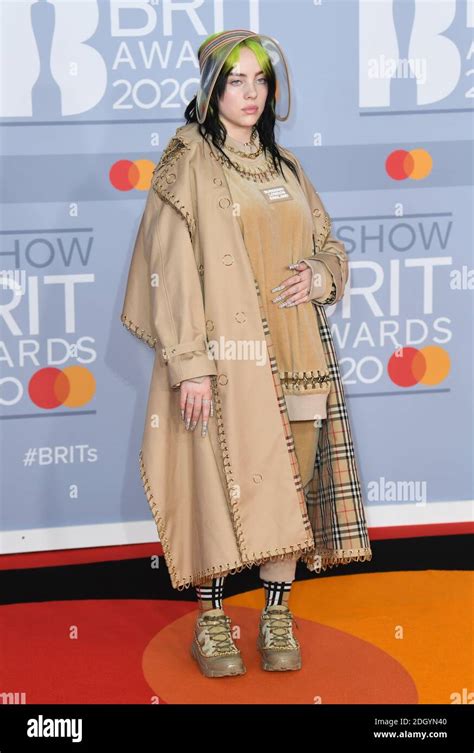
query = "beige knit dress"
xmin=215 ymin=130 xmax=333 ymax=489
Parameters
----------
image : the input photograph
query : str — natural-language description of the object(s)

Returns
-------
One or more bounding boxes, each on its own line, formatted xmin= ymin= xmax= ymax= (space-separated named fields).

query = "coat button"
xmin=219 ymin=196 xmax=231 ymax=209
xmin=253 ymin=473 xmax=263 ymax=483
xmin=313 ymin=207 xmax=321 ymax=217
xmin=213 ymin=177 xmax=223 ymax=186
xmin=222 ymin=254 xmax=234 ymax=265
xmin=235 ymin=311 xmax=246 ymax=323
xmin=206 ymin=319 xmax=215 ymax=331
xmin=218 ymin=374 xmax=228 ymax=385
xmin=166 ymin=173 xmax=176 ymax=184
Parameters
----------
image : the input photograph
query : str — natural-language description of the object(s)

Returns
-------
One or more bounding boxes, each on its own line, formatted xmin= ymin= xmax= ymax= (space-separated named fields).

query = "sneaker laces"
xmin=262 ymin=607 xmax=299 ymax=648
xmin=198 ymin=613 xmax=237 ymax=655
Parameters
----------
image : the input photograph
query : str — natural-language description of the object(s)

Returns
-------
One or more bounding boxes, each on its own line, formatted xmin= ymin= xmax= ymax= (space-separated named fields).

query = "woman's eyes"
xmin=229 ymin=78 xmax=267 ymax=85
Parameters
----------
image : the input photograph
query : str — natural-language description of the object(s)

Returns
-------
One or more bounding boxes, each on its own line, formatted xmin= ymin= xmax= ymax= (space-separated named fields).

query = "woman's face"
xmin=217 ymin=46 xmax=268 ymax=131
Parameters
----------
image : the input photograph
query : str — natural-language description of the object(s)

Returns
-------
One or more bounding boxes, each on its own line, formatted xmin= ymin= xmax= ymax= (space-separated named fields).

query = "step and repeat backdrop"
xmin=1 ymin=0 xmax=472 ymax=553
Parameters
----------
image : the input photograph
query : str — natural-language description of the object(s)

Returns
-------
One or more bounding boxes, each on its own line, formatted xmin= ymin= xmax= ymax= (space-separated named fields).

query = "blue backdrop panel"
xmin=0 ymin=0 xmax=472 ymax=552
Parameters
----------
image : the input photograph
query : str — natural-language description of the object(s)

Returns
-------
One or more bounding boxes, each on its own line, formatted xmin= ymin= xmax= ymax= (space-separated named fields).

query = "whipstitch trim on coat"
xmin=304 ymin=548 xmax=373 ymax=574
xmin=252 ymin=278 xmax=314 ymax=534
xmin=279 ymin=369 xmax=331 ymax=392
xmin=139 ymin=445 xmax=320 ymax=591
xmin=140 ymin=438 xmax=248 ymax=590
xmin=173 ymin=546 xmax=322 ymax=592
xmin=151 ymin=138 xmax=196 ymax=242
xmin=209 ymin=374 xmax=248 ymax=559
xmin=317 ymin=278 xmax=337 ymax=305
xmin=313 ymin=212 xmax=331 ymax=252
xmin=208 ymin=375 xmax=316 ymax=553
xmin=120 ymin=313 xmax=157 ymax=349
xmin=139 ymin=448 xmax=181 ymax=588
xmin=314 ymin=246 xmax=348 ymax=304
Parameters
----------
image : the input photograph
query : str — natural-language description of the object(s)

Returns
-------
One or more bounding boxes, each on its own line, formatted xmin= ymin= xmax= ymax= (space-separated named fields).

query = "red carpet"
xmin=1 ymin=569 xmax=471 ymax=704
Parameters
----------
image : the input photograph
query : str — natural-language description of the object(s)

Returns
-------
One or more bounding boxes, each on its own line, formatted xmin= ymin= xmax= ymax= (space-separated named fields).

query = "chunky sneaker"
xmin=190 ymin=607 xmax=246 ymax=678
xmin=257 ymin=604 xmax=302 ymax=671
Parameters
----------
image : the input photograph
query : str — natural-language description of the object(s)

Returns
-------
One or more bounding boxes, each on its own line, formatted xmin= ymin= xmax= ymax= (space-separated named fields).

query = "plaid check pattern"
xmin=300 ymin=304 xmax=372 ymax=571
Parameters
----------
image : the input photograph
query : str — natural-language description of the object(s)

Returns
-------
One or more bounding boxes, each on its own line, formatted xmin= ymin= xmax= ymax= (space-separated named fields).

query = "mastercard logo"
xmin=110 ymin=159 xmax=155 ymax=191
xmin=28 ymin=366 xmax=96 ymax=409
xmin=385 ymin=148 xmax=432 ymax=180
xmin=388 ymin=345 xmax=450 ymax=387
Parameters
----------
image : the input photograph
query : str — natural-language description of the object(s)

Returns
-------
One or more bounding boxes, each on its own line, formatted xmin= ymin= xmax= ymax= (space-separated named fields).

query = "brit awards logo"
xmin=359 ymin=0 xmax=473 ymax=110
xmin=1 ymin=0 xmax=107 ymax=118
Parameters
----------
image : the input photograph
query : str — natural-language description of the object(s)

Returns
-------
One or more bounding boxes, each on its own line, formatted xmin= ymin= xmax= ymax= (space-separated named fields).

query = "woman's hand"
xmin=271 ymin=262 xmax=313 ymax=308
xmin=180 ymin=375 xmax=213 ymax=437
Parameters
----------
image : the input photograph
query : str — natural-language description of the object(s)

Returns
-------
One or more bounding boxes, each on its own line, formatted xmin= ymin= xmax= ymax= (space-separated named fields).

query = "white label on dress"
xmin=260 ymin=185 xmax=293 ymax=202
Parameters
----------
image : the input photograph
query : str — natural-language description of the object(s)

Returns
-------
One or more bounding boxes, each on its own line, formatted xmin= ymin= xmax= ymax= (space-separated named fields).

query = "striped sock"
xmin=195 ymin=576 xmax=225 ymax=612
xmin=262 ymin=579 xmax=292 ymax=608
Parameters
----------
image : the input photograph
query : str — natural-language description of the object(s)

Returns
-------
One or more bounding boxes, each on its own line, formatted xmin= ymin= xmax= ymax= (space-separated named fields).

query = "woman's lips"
xmin=242 ymin=107 xmax=258 ymax=113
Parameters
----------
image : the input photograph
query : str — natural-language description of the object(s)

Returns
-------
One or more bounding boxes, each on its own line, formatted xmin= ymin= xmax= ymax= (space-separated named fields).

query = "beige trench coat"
xmin=121 ymin=122 xmax=372 ymax=591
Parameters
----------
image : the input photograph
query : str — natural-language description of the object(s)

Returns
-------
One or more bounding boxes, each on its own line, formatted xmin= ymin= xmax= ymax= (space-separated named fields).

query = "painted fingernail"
xmin=185 ymin=418 xmax=190 ymax=430
xmin=272 ymin=295 xmax=283 ymax=303
xmin=181 ymin=409 xmax=184 ymax=420
xmin=278 ymin=301 xmax=288 ymax=308
xmin=190 ymin=421 xmax=197 ymax=431
xmin=201 ymin=422 xmax=208 ymax=437
xmin=271 ymin=284 xmax=284 ymax=292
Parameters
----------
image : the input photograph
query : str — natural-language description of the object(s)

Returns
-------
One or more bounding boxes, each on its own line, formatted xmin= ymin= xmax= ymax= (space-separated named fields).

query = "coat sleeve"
xmin=144 ymin=187 xmax=218 ymax=389
xmin=292 ymin=156 xmax=349 ymax=306
xmin=296 ymin=257 xmax=335 ymax=303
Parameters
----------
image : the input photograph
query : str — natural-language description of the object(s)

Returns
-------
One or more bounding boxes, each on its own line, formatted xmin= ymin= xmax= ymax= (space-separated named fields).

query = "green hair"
xmin=198 ymin=34 xmax=275 ymax=116
xmin=221 ymin=37 xmax=273 ymax=79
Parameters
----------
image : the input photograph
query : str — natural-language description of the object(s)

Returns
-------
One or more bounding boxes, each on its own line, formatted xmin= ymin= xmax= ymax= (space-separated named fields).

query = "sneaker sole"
xmin=257 ymin=638 xmax=302 ymax=672
xmin=190 ymin=641 xmax=246 ymax=678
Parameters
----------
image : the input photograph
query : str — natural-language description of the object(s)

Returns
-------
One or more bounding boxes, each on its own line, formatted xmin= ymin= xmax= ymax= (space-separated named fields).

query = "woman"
xmin=121 ymin=29 xmax=372 ymax=678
